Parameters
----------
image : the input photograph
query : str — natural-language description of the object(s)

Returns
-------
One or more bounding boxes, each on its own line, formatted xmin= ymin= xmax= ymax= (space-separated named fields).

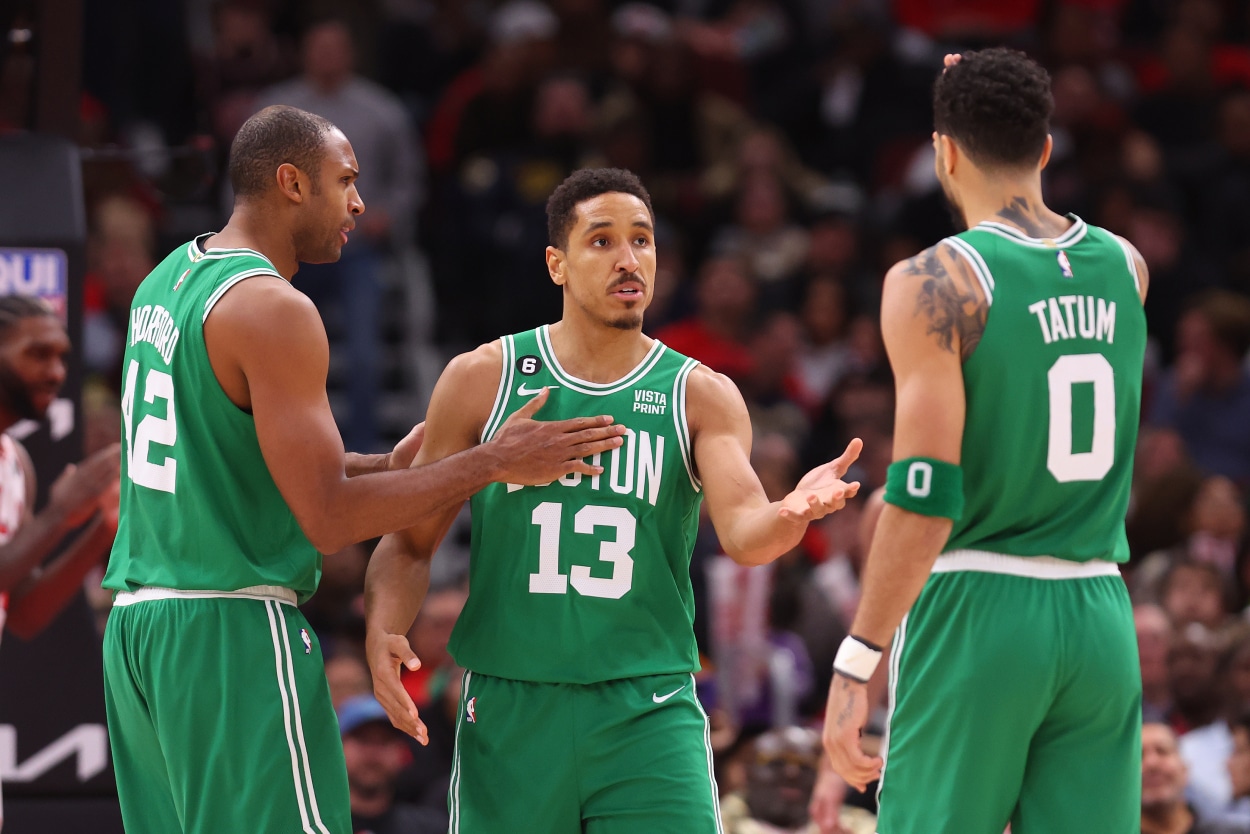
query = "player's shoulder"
xmin=441 ymin=339 xmax=505 ymax=384
xmin=1103 ymin=230 xmax=1150 ymax=300
xmin=684 ymin=364 xmax=748 ymax=429
xmin=883 ymin=239 xmax=989 ymax=360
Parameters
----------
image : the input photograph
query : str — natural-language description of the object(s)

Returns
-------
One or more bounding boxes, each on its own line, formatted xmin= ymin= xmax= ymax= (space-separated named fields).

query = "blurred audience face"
xmin=409 ymin=586 xmax=468 ymax=671
xmin=303 ymin=21 xmax=355 ymax=91
xmin=325 ymin=654 xmax=372 ymax=708
xmin=1142 ymin=722 xmax=1189 ymax=812
xmin=750 ymin=433 xmax=798 ymax=502
xmin=342 ymin=721 xmax=409 ymax=800
xmin=745 ymin=726 xmax=821 ymax=828
xmin=1229 ymin=722 xmax=1250 ymax=799
xmin=736 ymin=174 xmax=787 ymax=236
xmin=1167 ymin=626 xmax=1222 ymax=713
xmin=533 ymin=76 xmax=592 ymax=140
xmin=0 ymin=313 xmax=69 ymax=421
xmin=1135 ymin=604 xmax=1174 ymax=703
xmin=806 ymin=217 xmax=859 ymax=274
xmin=695 ymin=256 xmax=755 ymax=329
xmin=800 ymin=278 xmax=848 ymax=347
xmin=1162 ymin=562 xmax=1227 ymax=630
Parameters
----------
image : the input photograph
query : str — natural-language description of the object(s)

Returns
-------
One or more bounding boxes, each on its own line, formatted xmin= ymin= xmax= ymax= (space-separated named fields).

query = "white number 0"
xmin=1047 ymin=353 xmax=1115 ymax=483
xmin=529 ymin=502 xmax=635 ymax=599
xmin=121 ymin=359 xmax=178 ymax=494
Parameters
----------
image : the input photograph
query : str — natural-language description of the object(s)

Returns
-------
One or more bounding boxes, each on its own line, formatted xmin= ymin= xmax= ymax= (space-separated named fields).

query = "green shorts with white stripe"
xmin=877 ymin=556 xmax=1141 ymax=834
xmin=103 ymin=591 xmax=350 ymax=834
xmin=448 ymin=670 xmax=722 ymax=834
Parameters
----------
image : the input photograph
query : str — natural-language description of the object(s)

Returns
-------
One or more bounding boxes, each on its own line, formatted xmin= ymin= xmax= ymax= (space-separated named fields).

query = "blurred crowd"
xmin=9 ymin=0 xmax=1250 ymax=829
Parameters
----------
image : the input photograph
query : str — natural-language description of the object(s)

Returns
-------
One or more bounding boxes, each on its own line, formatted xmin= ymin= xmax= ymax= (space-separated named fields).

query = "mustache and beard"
xmin=0 ymin=362 xmax=48 ymax=421
xmin=593 ymin=273 xmax=646 ymax=331
xmin=938 ymin=173 xmax=969 ymax=233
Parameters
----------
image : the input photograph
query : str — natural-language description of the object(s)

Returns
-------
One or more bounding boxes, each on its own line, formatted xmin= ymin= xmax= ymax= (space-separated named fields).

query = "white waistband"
xmin=113 ymin=585 xmax=297 ymax=606
xmin=932 ymin=550 xmax=1121 ymax=580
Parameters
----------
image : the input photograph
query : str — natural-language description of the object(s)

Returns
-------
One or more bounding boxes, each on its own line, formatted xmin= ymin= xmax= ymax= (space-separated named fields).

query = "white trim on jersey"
xmin=536 ymin=325 xmax=666 ymax=396
xmin=933 ymin=549 xmax=1121 ymax=579
xmin=114 ymin=585 xmax=297 ymax=606
xmin=481 ymin=335 xmax=516 ymax=444
xmin=202 ymin=269 xmax=285 ymax=322
xmin=943 ymin=237 xmax=995 ymax=306
xmin=265 ymin=600 xmax=328 ymax=834
xmin=974 ymin=216 xmax=1089 ymax=249
xmin=1110 ymin=234 xmax=1143 ymax=296
xmin=876 ymin=611 xmax=908 ymax=810
xmin=672 ymin=358 xmax=702 ymax=492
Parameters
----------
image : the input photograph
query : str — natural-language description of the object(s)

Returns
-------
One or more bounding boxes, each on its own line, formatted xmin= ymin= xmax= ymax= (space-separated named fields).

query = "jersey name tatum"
xmin=1027 ymin=295 xmax=1116 ymax=345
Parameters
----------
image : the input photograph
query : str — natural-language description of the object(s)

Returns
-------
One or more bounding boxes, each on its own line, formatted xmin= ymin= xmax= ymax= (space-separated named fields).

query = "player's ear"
xmin=546 ymin=246 xmax=566 ymax=287
xmin=1037 ymin=135 xmax=1053 ymax=172
xmin=275 ymin=163 xmax=304 ymax=204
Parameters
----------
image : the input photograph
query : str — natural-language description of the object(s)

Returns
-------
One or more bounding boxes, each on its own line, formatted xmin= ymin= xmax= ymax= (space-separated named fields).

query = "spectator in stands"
xmin=325 ymin=650 xmax=372 ymax=708
xmin=337 ymin=694 xmax=447 ymax=834
xmin=655 ymin=254 xmax=757 ymax=381
xmin=1143 ymin=721 xmax=1250 ymax=834
xmin=721 ymin=725 xmax=876 ymax=834
xmin=0 ymin=296 xmax=120 ymax=643
xmin=1140 ymin=603 xmax=1178 ymax=723
xmin=1149 ymin=290 xmax=1250 ymax=484
xmin=255 ymin=17 xmax=423 ymax=452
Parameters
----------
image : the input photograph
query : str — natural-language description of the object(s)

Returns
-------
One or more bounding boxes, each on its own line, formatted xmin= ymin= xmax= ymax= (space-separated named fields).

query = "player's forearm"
xmin=0 ymin=505 xmax=79 ymax=593
xmin=718 ymin=502 xmax=807 ymax=567
xmin=364 ymin=534 xmax=431 ymax=641
xmin=302 ymin=444 xmax=504 ymax=553
xmin=6 ymin=516 xmax=112 ymax=640
xmin=849 ymin=504 xmax=951 ymax=646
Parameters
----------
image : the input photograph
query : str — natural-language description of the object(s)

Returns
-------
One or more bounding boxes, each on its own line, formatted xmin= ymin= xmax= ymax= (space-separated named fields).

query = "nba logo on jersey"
xmin=466 ymin=696 xmax=477 ymax=723
xmin=300 ymin=628 xmax=311 ymax=654
xmin=1057 ymin=250 xmax=1074 ymax=279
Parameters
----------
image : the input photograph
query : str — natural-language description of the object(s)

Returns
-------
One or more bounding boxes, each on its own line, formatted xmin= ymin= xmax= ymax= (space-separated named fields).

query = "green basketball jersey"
xmin=103 ymin=235 xmax=320 ymax=601
xmin=451 ymin=326 xmax=704 ymax=684
xmin=943 ymin=216 xmax=1146 ymax=562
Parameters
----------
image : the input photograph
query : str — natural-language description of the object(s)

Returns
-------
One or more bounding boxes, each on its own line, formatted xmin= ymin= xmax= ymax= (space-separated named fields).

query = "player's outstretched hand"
xmin=50 ymin=443 xmax=122 ymax=529
xmin=387 ymin=422 xmax=425 ymax=471
xmin=366 ymin=630 xmax=429 ymax=745
xmin=490 ymin=388 xmax=626 ymax=485
xmin=778 ymin=438 xmax=863 ymax=522
xmin=822 ymin=674 xmax=883 ymax=793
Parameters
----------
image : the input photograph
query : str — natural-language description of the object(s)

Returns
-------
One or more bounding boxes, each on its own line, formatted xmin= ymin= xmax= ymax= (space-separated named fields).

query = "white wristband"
xmin=833 ymin=636 xmax=882 ymax=683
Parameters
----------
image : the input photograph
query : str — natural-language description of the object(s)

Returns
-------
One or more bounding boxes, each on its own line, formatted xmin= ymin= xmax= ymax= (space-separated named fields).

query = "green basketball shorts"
xmin=447 ymin=670 xmax=723 ymax=834
xmin=877 ymin=552 xmax=1142 ymax=834
xmin=102 ymin=587 xmax=351 ymax=834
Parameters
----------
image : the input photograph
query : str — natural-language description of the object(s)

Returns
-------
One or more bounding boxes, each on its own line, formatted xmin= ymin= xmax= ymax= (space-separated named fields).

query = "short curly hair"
xmin=933 ymin=48 xmax=1053 ymax=170
xmin=546 ymin=168 xmax=654 ymax=250
xmin=229 ymin=105 xmax=337 ymax=198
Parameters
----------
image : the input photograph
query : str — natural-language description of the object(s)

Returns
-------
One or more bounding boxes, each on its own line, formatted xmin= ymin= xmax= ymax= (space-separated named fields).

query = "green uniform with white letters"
xmin=102 ymin=234 xmax=350 ymax=834
xmin=448 ymin=324 xmax=721 ymax=833
xmin=879 ymin=215 xmax=1145 ymax=834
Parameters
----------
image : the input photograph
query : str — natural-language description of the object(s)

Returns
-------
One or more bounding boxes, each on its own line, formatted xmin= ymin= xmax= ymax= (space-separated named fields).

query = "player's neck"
xmin=208 ymin=206 xmax=299 ymax=280
xmin=958 ymin=181 xmax=1070 ymax=240
xmin=547 ymin=318 xmax=652 ymax=384
xmin=1140 ymin=802 xmax=1193 ymax=834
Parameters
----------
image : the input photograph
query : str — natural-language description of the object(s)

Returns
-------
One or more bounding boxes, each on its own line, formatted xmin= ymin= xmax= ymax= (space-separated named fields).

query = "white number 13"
xmin=529 ymin=502 xmax=635 ymax=599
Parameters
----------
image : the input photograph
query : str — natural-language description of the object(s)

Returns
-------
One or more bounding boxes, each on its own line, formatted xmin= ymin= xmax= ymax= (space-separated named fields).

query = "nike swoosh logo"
xmin=517 ymin=384 xmax=558 ymax=396
xmin=652 ymin=685 xmax=686 ymax=704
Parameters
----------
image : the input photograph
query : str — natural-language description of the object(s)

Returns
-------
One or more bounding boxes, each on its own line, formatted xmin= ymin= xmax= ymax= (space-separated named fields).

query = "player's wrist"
xmin=833 ymin=635 xmax=883 ymax=684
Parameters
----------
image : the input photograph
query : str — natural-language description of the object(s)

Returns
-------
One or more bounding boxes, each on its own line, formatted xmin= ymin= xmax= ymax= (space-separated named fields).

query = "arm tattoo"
xmin=835 ymin=676 xmax=856 ymax=728
xmin=904 ymin=244 xmax=987 ymax=361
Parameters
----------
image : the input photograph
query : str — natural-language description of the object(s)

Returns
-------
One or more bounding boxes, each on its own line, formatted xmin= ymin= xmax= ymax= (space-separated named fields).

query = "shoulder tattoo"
xmin=903 ymin=243 xmax=987 ymax=362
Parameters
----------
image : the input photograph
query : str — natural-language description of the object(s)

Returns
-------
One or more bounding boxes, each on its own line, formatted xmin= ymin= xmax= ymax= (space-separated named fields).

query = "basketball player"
xmin=0 ymin=296 xmax=119 ymax=831
xmin=365 ymin=167 xmax=863 ymax=833
xmin=102 ymin=106 xmax=627 ymax=834
xmin=822 ymin=49 xmax=1148 ymax=834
